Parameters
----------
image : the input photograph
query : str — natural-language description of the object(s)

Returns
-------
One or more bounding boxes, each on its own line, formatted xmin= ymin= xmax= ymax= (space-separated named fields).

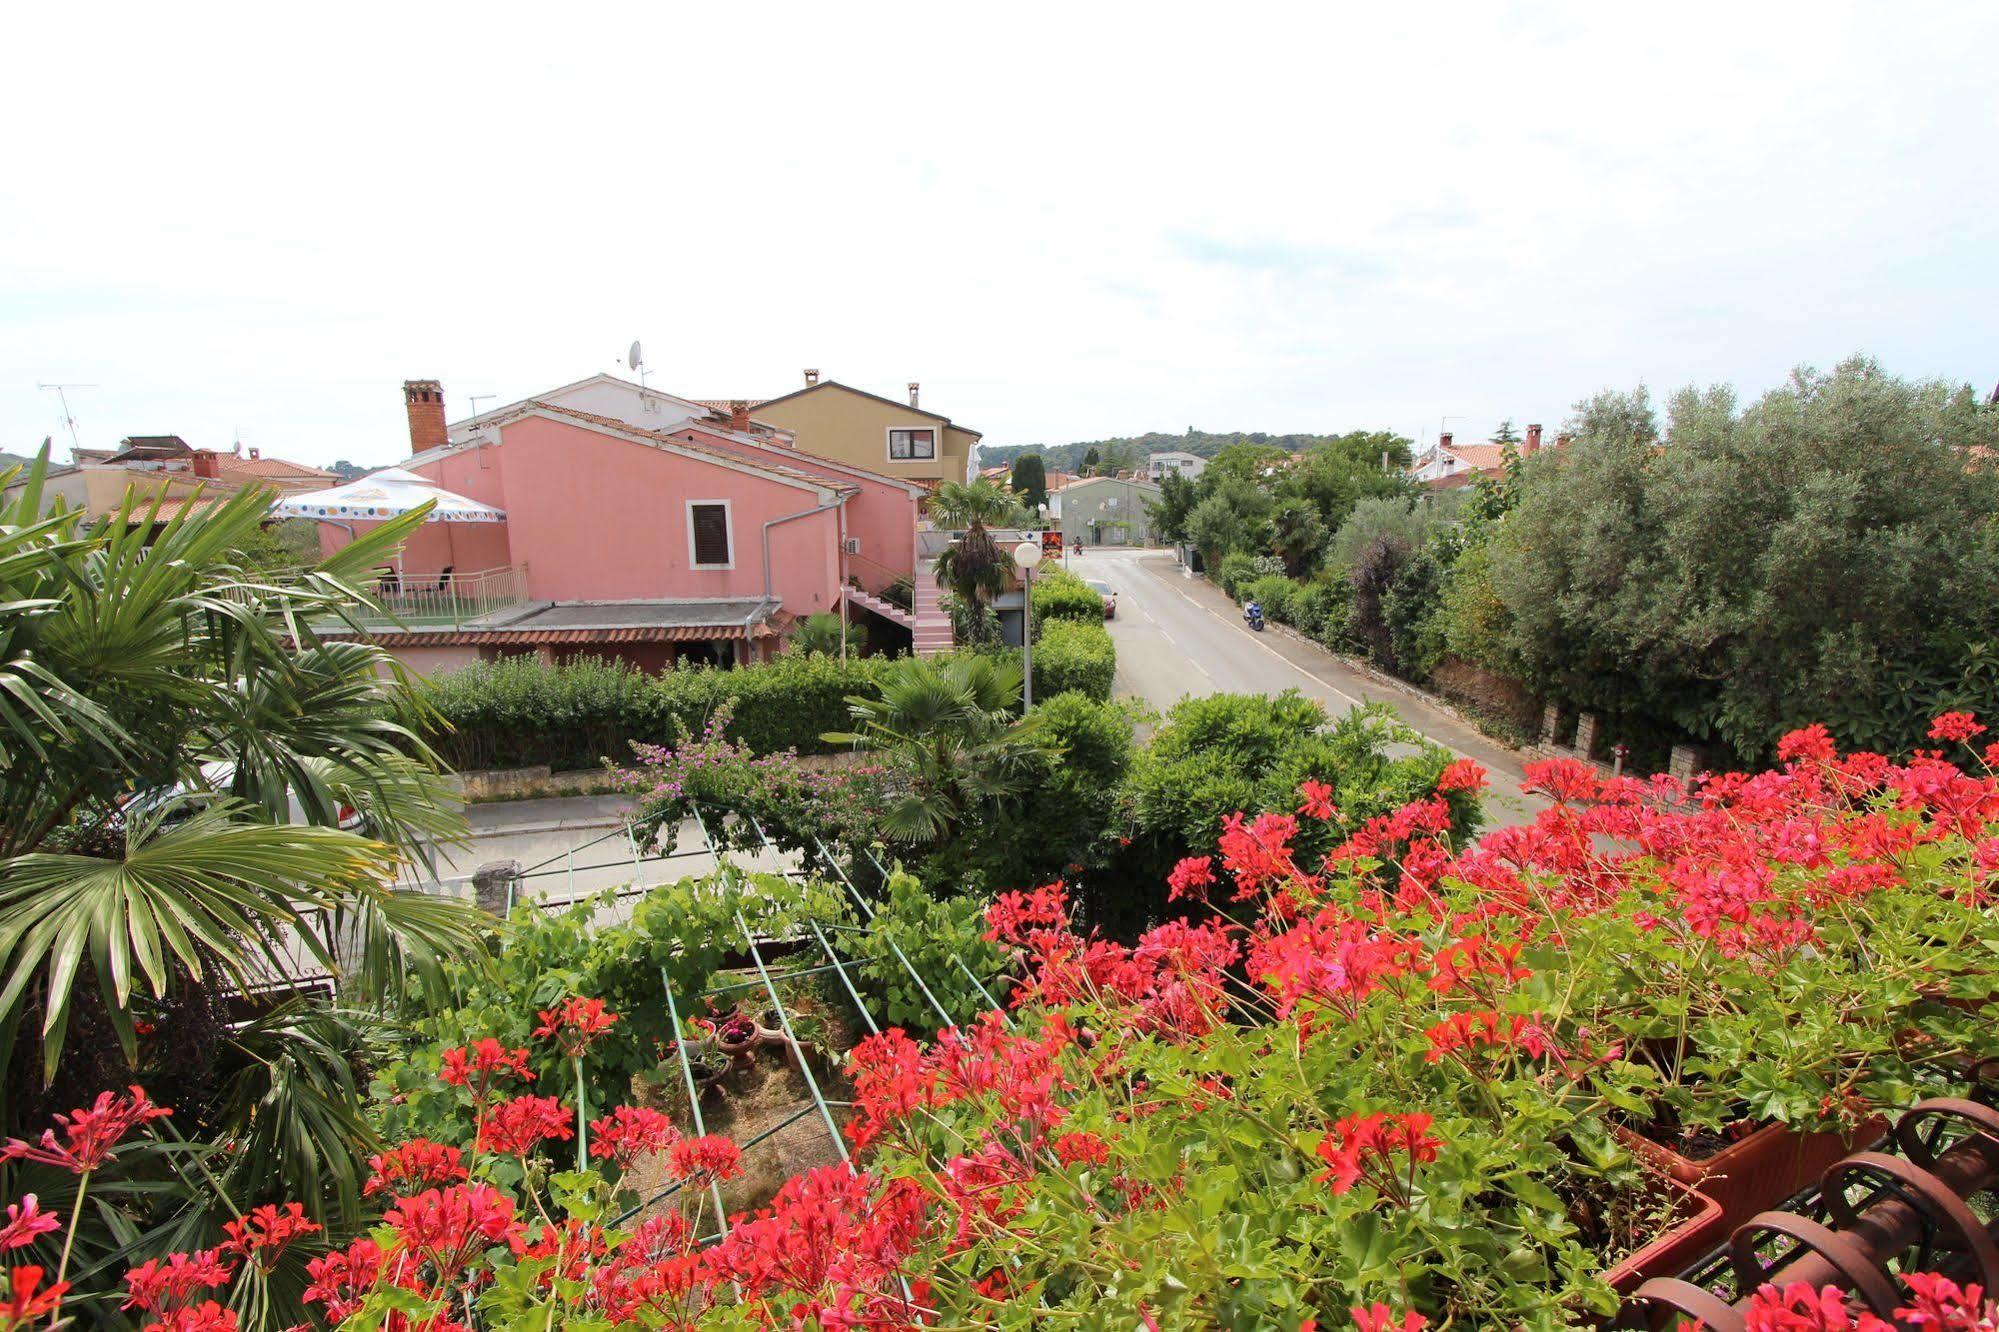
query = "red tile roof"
xmin=1442 ymin=443 xmax=1508 ymax=473
xmin=505 ymin=403 xmax=854 ymax=494
xmin=220 ymin=456 xmax=335 ymax=481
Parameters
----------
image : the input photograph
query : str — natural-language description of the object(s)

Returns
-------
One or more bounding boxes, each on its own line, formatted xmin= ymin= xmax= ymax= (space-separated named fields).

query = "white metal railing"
xmin=363 ymin=563 xmax=528 ymax=627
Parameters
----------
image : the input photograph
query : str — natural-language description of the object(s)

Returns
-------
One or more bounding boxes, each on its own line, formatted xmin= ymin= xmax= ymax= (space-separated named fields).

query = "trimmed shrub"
xmin=1031 ymin=619 xmax=1116 ymax=702
xmin=1032 ymin=567 xmax=1108 ymax=624
xmin=420 ymin=652 xmax=897 ymax=772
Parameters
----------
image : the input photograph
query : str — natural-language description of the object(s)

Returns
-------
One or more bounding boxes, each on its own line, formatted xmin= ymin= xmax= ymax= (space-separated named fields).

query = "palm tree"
xmin=928 ymin=479 xmax=1033 ymax=625
xmin=0 ymin=452 xmax=484 ymax=1084
xmin=823 ymin=654 xmax=1059 ymax=844
xmin=788 ymin=611 xmax=861 ymax=657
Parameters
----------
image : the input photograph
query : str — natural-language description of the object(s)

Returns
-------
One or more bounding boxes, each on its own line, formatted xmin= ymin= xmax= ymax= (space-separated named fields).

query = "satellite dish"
xmin=627 ymin=341 xmax=644 ymax=372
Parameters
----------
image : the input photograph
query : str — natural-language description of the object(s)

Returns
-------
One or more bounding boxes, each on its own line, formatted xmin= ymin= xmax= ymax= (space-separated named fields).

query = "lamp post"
xmin=1013 ymin=538 xmax=1043 ymax=710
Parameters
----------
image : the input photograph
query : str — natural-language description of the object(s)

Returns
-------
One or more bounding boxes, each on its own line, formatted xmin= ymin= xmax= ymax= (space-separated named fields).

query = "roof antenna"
xmin=37 ymin=383 xmax=94 ymax=456
xmin=627 ymin=340 xmax=649 ymax=390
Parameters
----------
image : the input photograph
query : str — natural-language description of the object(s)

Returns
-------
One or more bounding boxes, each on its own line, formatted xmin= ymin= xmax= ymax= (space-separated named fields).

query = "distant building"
xmin=297 ymin=377 xmax=940 ymax=675
xmin=748 ymin=374 xmax=982 ymax=488
xmin=6 ymin=434 xmax=333 ymax=521
xmin=1050 ymin=475 xmax=1163 ymax=547
xmin=1146 ymin=450 xmax=1206 ymax=482
xmin=1410 ymin=424 xmax=1545 ymax=489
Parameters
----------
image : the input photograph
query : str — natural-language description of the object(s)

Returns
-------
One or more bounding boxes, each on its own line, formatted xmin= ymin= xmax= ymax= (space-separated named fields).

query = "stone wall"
xmin=1427 ymin=656 xmax=1540 ymax=735
xmin=450 ymin=749 xmax=871 ymax=802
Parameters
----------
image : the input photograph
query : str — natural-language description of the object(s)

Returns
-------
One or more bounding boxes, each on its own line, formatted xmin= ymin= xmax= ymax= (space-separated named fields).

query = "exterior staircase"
xmin=844 ymin=584 xmax=914 ymax=631
xmin=910 ymin=530 xmax=954 ymax=656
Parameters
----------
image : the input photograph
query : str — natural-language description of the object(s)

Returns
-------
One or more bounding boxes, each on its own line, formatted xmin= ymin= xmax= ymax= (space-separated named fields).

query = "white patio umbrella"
xmin=270 ymin=467 xmax=506 ymax=524
xmin=271 ymin=467 xmax=506 ymax=581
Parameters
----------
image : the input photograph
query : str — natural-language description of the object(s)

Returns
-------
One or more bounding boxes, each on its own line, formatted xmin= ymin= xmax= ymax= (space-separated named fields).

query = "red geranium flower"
xmin=1352 ymin=1304 xmax=1427 ymax=1332
xmin=1 ymin=1087 xmax=172 ymax=1174
xmin=1436 ymin=758 xmax=1488 ymax=793
xmin=0 ymin=1267 xmax=68 ymax=1323
xmin=439 ymin=1039 xmax=534 ymax=1092
xmin=534 ymin=998 xmax=620 ymax=1058
xmin=0 ymin=1197 xmax=59 ymax=1252
xmin=122 ymin=1247 xmax=234 ymax=1312
xmin=220 ymin=1202 xmax=319 ymax=1266
xmin=364 ymin=1139 xmax=469 ymax=1197
xmin=382 ymin=1184 xmax=523 ymax=1282
xmin=589 ymin=1105 xmax=680 ymax=1169
xmin=1166 ymin=856 xmax=1216 ymax=903
xmin=1930 ymin=712 xmax=1987 ymax=744
xmin=1297 ymin=779 xmax=1338 ymax=821
xmin=667 ymin=1133 xmax=743 ymax=1183
xmin=475 ymin=1094 xmax=573 ymax=1157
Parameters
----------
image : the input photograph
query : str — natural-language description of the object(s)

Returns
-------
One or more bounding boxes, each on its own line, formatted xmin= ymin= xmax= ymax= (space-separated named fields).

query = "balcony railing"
xmin=355 ymin=563 xmax=530 ymax=629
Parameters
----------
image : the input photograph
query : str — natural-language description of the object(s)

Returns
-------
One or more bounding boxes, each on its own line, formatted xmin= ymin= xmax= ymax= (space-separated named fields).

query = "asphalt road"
xmin=1068 ymin=547 xmax=1544 ymax=829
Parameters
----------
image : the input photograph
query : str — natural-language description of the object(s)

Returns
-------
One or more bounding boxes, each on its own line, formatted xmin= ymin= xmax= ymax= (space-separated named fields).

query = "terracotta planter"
xmin=1601 ymin=1186 xmax=1726 ymax=1296
xmin=1613 ymin=1118 xmax=1886 ymax=1235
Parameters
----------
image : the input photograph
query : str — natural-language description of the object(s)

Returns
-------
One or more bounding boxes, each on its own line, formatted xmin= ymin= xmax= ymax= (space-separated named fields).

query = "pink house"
xmin=313 ymin=380 xmax=932 ymax=674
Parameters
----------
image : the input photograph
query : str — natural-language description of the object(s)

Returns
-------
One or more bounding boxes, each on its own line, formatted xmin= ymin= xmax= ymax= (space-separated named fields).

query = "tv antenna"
xmin=37 ymin=383 xmax=94 ymax=455
xmin=626 ymin=340 xmax=650 ymax=389
xmin=468 ymin=393 xmax=496 ymax=421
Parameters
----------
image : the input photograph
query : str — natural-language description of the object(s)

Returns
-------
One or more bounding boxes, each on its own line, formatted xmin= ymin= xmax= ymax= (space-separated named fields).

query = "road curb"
xmin=463 ymin=817 xmax=631 ymax=839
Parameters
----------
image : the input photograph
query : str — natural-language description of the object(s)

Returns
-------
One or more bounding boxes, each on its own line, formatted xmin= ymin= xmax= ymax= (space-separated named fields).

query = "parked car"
xmin=120 ymin=760 xmax=363 ymax=833
xmin=1086 ymin=579 xmax=1117 ymax=619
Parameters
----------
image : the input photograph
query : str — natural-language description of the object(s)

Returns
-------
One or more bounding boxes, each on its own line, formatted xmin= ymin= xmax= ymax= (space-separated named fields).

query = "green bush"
xmin=928 ymin=689 xmax=1137 ymax=894
xmin=420 ymin=652 xmax=898 ymax=772
xmin=1031 ymin=619 xmax=1115 ymax=702
xmin=1214 ymin=552 xmax=1259 ymax=599
xmin=1289 ymin=579 xmax=1345 ymax=638
xmin=1089 ymin=694 xmax=1479 ymax=933
xmin=1031 ymin=567 xmax=1108 ymax=624
xmin=837 ymin=871 xmax=1013 ymax=1027
xmin=1242 ymin=574 xmax=1297 ymax=623
xmin=1381 ymin=546 xmax=1448 ymax=680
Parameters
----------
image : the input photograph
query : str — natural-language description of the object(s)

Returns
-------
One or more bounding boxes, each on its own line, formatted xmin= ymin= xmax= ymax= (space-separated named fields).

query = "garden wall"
xmin=1427 ymin=655 xmax=1540 ymax=736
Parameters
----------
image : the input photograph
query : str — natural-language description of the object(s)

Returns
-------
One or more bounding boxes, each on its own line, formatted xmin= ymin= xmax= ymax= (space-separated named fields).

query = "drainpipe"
xmin=837 ymin=503 xmax=850 ymax=663
xmin=762 ymin=493 xmax=851 ymax=650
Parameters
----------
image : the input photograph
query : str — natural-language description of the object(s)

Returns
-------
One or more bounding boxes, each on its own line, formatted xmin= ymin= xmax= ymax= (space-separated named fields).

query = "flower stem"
xmin=574 ymin=1054 xmax=589 ymax=1173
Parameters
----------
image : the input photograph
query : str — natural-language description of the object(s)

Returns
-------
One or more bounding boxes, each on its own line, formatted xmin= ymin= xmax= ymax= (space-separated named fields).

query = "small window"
xmin=690 ymin=503 xmax=731 ymax=567
xmin=888 ymin=428 xmax=936 ymax=460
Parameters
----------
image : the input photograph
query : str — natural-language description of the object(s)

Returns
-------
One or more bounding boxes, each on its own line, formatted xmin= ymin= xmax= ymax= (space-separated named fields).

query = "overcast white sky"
xmin=3 ymin=1 xmax=1994 ymax=467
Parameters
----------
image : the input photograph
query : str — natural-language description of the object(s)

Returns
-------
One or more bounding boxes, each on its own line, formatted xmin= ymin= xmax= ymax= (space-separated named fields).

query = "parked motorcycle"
xmin=1244 ymin=602 xmax=1266 ymax=632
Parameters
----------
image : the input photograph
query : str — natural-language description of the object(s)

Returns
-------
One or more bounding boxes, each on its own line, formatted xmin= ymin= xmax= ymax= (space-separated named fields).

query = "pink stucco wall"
xmin=670 ymin=425 xmax=918 ymax=589
xmin=318 ymin=414 xmax=849 ymax=617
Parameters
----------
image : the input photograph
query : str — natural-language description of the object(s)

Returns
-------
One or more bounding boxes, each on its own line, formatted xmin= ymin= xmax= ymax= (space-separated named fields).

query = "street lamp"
xmin=1013 ymin=538 xmax=1043 ymax=709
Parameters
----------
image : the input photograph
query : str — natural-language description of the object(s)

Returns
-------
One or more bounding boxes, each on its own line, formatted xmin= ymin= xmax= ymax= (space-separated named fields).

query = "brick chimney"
xmin=1555 ymin=432 xmax=1573 ymax=450
xmin=728 ymin=399 xmax=751 ymax=433
xmin=908 ymin=382 xmax=920 ymax=409
xmin=1524 ymin=423 xmax=1543 ymax=455
xmin=192 ymin=450 xmax=222 ymax=479
xmin=404 ymin=379 xmax=448 ymax=451
xmin=248 ymin=446 xmax=261 ymax=461
xmin=1439 ymin=431 xmax=1453 ymax=450
xmin=803 ymin=368 xmax=820 ymax=387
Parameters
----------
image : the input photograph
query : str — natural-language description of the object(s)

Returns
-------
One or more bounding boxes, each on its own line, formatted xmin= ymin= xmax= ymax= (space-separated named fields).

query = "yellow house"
xmin=748 ymin=374 xmax=980 ymax=487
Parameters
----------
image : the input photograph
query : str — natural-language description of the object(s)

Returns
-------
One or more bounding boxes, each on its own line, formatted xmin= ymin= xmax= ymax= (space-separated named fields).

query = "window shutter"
xmin=691 ymin=505 xmax=730 ymax=566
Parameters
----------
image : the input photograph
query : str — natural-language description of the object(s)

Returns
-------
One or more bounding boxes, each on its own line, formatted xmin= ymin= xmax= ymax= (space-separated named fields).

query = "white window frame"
xmin=886 ymin=426 xmax=937 ymax=462
xmin=686 ymin=499 xmax=736 ymax=570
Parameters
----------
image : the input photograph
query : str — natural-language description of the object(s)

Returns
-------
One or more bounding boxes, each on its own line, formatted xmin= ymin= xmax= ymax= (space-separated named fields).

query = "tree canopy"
xmin=1490 ymin=358 xmax=1999 ymax=756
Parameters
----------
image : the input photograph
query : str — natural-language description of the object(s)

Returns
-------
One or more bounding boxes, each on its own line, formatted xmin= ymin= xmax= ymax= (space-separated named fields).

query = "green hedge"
xmin=419 ymin=652 xmax=896 ymax=772
xmin=1030 ymin=619 xmax=1116 ymax=702
xmin=423 ymin=618 xmax=1122 ymax=772
xmin=1032 ymin=567 xmax=1108 ymax=624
